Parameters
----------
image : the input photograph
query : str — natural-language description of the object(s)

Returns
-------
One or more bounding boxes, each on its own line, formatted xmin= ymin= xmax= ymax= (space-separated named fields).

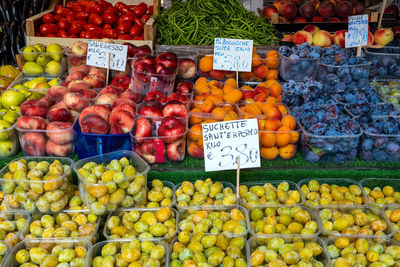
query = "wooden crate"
xmin=25 ymin=0 xmax=159 ymax=49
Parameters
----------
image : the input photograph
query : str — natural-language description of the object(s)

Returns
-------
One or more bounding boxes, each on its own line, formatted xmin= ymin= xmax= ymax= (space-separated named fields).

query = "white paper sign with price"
xmin=213 ymin=38 xmax=253 ymax=72
xmin=345 ymin=14 xmax=368 ymax=48
xmin=86 ymin=41 xmax=128 ymax=71
xmin=202 ymin=118 xmax=260 ymax=172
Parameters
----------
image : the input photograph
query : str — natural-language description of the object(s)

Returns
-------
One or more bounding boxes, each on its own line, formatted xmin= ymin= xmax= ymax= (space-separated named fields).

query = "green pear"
xmin=1 ymin=90 xmax=25 ymax=108
xmin=3 ymin=111 xmax=19 ymax=124
xmin=45 ymin=61 xmax=62 ymax=76
xmin=8 ymin=106 xmax=20 ymax=113
xmin=0 ymin=109 xmax=6 ymax=113
xmin=13 ymin=84 xmax=29 ymax=90
xmin=36 ymin=54 xmax=51 ymax=66
xmin=0 ymin=140 xmax=15 ymax=156
xmin=30 ymin=92 xmax=45 ymax=100
xmin=48 ymin=77 xmax=61 ymax=87
xmin=23 ymin=76 xmax=47 ymax=89
xmin=33 ymin=81 xmax=50 ymax=90
xmin=23 ymin=46 xmax=39 ymax=61
xmin=0 ymin=120 xmax=12 ymax=141
xmin=34 ymin=44 xmax=45 ymax=52
xmin=23 ymin=62 xmax=44 ymax=76
xmin=46 ymin=43 xmax=63 ymax=61
xmin=18 ymin=89 xmax=33 ymax=99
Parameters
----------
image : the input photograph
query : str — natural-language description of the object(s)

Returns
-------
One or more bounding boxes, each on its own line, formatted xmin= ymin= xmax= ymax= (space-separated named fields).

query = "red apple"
xmin=71 ymin=41 xmax=88 ymax=55
xmin=156 ymin=52 xmax=178 ymax=69
xmin=157 ymin=117 xmax=186 ymax=143
xmin=281 ymin=2 xmax=298 ymax=19
xmin=263 ymin=5 xmax=278 ymax=19
xmin=176 ymin=81 xmax=193 ymax=93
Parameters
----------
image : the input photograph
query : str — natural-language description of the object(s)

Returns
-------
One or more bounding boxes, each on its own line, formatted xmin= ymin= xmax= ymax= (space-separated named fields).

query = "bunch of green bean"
xmin=156 ymin=0 xmax=278 ymax=45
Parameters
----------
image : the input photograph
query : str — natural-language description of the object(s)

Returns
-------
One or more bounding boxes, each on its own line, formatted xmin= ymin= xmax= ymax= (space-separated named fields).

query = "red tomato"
xmin=42 ymin=14 xmax=54 ymax=24
xmin=141 ymin=14 xmax=150 ymax=23
xmin=89 ymin=13 xmax=103 ymax=26
xmin=149 ymin=6 xmax=154 ymax=15
xmin=104 ymin=6 xmax=118 ymax=14
xmin=54 ymin=5 xmax=70 ymax=16
xmin=85 ymin=29 xmax=102 ymax=39
xmin=74 ymin=20 xmax=88 ymax=26
xmin=75 ymin=11 xmax=89 ymax=20
xmin=115 ymin=2 xmax=130 ymax=14
xmin=133 ymin=5 xmax=147 ymax=17
xmin=117 ymin=14 xmax=134 ymax=26
xmin=98 ymin=0 xmax=112 ymax=10
xmin=115 ymin=23 xmax=131 ymax=34
xmin=133 ymin=34 xmax=144 ymax=40
xmin=79 ymin=31 xmax=86 ymax=38
xmin=39 ymin=23 xmax=59 ymax=35
xmin=53 ymin=15 xmax=64 ymax=22
xmin=85 ymin=2 xmax=102 ymax=14
xmin=134 ymin=17 xmax=144 ymax=28
xmin=57 ymin=20 xmax=70 ymax=30
xmin=71 ymin=4 xmax=84 ymax=12
xmin=102 ymin=13 xmax=117 ymax=24
xmin=76 ymin=0 xmax=90 ymax=7
xmin=68 ymin=22 xmax=83 ymax=35
xmin=68 ymin=34 xmax=78 ymax=38
xmin=129 ymin=24 xmax=143 ymax=38
xmin=83 ymin=23 xmax=100 ymax=31
xmin=102 ymin=28 xmax=118 ymax=39
xmin=56 ymin=29 xmax=68 ymax=38
xmin=46 ymin=33 xmax=58 ymax=37
xmin=103 ymin=23 xmax=112 ymax=29
xmin=65 ymin=14 xmax=75 ymax=24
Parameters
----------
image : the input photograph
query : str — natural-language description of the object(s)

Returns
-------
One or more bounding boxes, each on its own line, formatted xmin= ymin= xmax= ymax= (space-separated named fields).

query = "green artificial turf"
xmin=2 ymin=152 xmax=398 ymax=185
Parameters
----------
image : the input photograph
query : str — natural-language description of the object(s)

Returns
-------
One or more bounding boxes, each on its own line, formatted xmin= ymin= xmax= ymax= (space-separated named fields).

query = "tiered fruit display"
xmin=11 ymin=76 xmax=61 ymax=91
xmin=0 ymin=212 xmax=29 ymax=247
xmin=36 ymin=0 xmax=153 ymax=40
xmin=372 ymin=81 xmax=400 ymax=105
xmin=362 ymin=180 xmax=400 ymax=206
xmin=22 ymin=43 xmax=65 ymax=77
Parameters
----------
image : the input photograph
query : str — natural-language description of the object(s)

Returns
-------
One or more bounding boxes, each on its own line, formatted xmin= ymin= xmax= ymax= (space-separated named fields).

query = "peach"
xmin=374 ymin=28 xmax=394 ymax=46
xmin=64 ymin=93 xmax=90 ymax=111
xmin=100 ymin=85 xmax=123 ymax=95
xmin=80 ymin=114 xmax=109 ymax=134
xmin=47 ymin=107 xmax=72 ymax=122
xmin=303 ymin=24 xmax=320 ymax=35
xmin=80 ymin=89 xmax=98 ymax=99
xmin=83 ymin=75 xmax=105 ymax=88
xmin=46 ymin=122 xmax=74 ymax=145
xmin=50 ymin=101 xmax=68 ymax=110
xmin=263 ymin=5 xmax=278 ymax=19
xmin=16 ymin=116 xmax=47 ymax=130
xmin=39 ymin=96 xmax=55 ymax=107
xmin=120 ymin=90 xmax=143 ymax=103
xmin=254 ymin=65 xmax=269 ymax=79
xmin=65 ymin=71 xmax=86 ymax=83
xmin=79 ymin=105 xmax=111 ymax=125
xmin=20 ymin=99 xmax=49 ymax=118
xmin=109 ymin=110 xmax=135 ymax=133
xmin=112 ymin=104 xmax=136 ymax=116
xmin=69 ymin=65 xmax=90 ymax=75
xmin=67 ymin=80 xmax=91 ymax=92
xmin=21 ymin=132 xmax=46 ymax=156
xmin=96 ymin=93 xmax=118 ymax=106
xmin=312 ymin=30 xmax=332 ymax=47
xmin=187 ymin=142 xmax=203 ymax=159
xmin=293 ymin=30 xmax=313 ymax=45
xmin=333 ymin=30 xmax=347 ymax=48
xmin=209 ymin=70 xmax=225 ymax=80
xmin=109 ymin=124 xmax=124 ymax=134
xmin=368 ymin=31 xmax=374 ymax=46
xmin=47 ymin=86 xmax=70 ymax=102
xmin=88 ymin=68 xmax=106 ymax=81
xmin=113 ymin=98 xmax=136 ymax=109
xmin=281 ymin=36 xmax=293 ymax=42
xmin=46 ymin=140 xmax=74 ymax=157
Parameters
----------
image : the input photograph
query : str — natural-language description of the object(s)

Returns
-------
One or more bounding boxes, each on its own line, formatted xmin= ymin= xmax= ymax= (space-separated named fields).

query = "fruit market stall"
xmin=0 ymin=0 xmax=400 ymax=266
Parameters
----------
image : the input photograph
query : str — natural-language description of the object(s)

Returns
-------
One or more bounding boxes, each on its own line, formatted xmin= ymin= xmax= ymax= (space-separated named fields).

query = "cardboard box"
xmin=25 ymin=0 xmax=159 ymax=49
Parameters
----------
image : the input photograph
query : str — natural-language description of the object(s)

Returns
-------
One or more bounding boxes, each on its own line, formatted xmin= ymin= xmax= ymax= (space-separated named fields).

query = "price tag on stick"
xmin=213 ymin=38 xmax=253 ymax=72
xmin=86 ymin=41 xmax=128 ymax=71
xmin=202 ymin=118 xmax=260 ymax=172
xmin=345 ymin=14 xmax=368 ymax=56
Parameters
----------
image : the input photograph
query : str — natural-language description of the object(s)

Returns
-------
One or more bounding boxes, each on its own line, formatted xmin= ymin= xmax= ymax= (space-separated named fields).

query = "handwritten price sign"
xmin=345 ymin=14 xmax=368 ymax=48
xmin=202 ymin=119 xmax=260 ymax=172
xmin=213 ymin=38 xmax=253 ymax=72
xmin=86 ymin=41 xmax=128 ymax=71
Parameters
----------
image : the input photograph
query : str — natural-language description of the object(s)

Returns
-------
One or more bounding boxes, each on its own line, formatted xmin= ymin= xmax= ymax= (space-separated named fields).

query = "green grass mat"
xmin=1 ymin=152 xmax=400 ymax=184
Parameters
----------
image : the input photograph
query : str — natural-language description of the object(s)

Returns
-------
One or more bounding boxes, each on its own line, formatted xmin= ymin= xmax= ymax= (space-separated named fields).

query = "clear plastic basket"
xmin=360 ymin=178 xmax=400 ymax=207
xmin=137 ymin=180 xmax=176 ymax=209
xmin=0 ymin=124 xmax=20 ymax=158
xmin=366 ymin=46 xmax=400 ymax=79
xmin=0 ymin=211 xmax=31 ymax=247
xmin=103 ymin=207 xmax=178 ymax=242
xmin=0 ymin=156 xmax=74 ymax=213
xmin=74 ymin=150 xmax=150 ymax=215
xmin=279 ymin=53 xmax=320 ymax=81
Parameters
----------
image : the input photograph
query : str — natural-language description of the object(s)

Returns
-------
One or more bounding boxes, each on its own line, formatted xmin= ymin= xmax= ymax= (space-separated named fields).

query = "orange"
xmin=276 ymin=126 xmax=291 ymax=147
xmin=223 ymin=89 xmax=242 ymax=104
xmin=265 ymin=119 xmax=281 ymax=131
xmin=266 ymin=69 xmax=278 ymax=80
xmin=240 ymin=107 xmax=246 ymax=113
xmin=260 ymin=132 xmax=276 ymax=147
xmin=212 ymin=88 xmax=224 ymax=96
xmin=208 ymin=80 xmax=222 ymax=88
xmin=243 ymin=114 xmax=256 ymax=119
xmin=290 ymin=130 xmax=299 ymax=144
xmin=200 ymin=99 xmax=215 ymax=113
xmin=277 ymin=95 xmax=283 ymax=103
xmin=245 ymin=103 xmax=262 ymax=115
xmin=266 ymin=50 xmax=279 ymax=69
xmin=225 ymin=78 xmax=237 ymax=88
xmin=281 ymin=115 xmax=296 ymax=130
xmin=206 ymin=94 xmax=223 ymax=105
xmin=211 ymin=107 xmax=227 ymax=118
xmin=277 ymin=104 xmax=288 ymax=115
xmin=241 ymin=85 xmax=253 ymax=90
xmin=223 ymin=85 xmax=235 ymax=94
xmin=270 ymin=83 xmax=282 ymax=97
xmin=252 ymin=53 xmax=263 ymax=67
xmin=187 ymin=142 xmax=203 ymax=158
xmin=199 ymin=55 xmax=213 ymax=73
xmin=195 ymin=77 xmax=208 ymax=90
xmin=279 ymin=144 xmax=297 ymax=159
xmin=197 ymin=86 xmax=211 ymax=95
xmin=260 ymin=146 xmax=279 ymax=160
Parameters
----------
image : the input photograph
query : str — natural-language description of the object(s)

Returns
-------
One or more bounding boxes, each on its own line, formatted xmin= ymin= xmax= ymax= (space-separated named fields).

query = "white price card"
xmin=202 ymin=118 xmax=260 ymax=172
xmin=345 ymin=14 xmax=369 ymax=48
xmin=86 ymin=41 xmax=128 ymax=71
xmin=213 ymin=38 xmax=253 ymax=72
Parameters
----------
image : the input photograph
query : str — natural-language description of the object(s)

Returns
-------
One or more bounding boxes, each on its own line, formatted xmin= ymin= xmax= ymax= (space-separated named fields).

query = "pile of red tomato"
xmin=38 ymin=0 xmax=153 ymax=40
